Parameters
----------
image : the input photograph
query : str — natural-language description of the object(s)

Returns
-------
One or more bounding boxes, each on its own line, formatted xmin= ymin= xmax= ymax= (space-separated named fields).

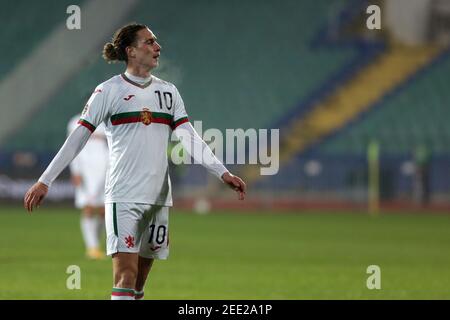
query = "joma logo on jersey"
xmin=141 ymin=108 xmax=153 ymax=125
xmin=123 ymin=94 xmax=135 ymax=101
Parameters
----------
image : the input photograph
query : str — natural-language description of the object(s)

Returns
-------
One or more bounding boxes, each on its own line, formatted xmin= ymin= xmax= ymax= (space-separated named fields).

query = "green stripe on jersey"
xmin=78 ymin=119 xmax=96 ymax=133
xmin=172 ymin=116 xmax=189 ymax=129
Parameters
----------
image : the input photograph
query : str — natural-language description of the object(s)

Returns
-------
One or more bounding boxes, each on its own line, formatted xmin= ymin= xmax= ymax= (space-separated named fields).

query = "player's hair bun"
xmin=103 ymin=23 xmax=147 ymax=64
xmin=103 ymin=42 xmax=119 ymax=63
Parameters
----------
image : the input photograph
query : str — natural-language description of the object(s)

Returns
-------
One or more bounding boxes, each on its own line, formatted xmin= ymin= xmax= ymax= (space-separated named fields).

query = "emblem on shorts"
xmin=150 ymin=246 xmax=161 ymax=251
xmin=125 ymin=235 xmax=135 ymax=248
xmin=140 ymin=108 xmax=152 ymax=125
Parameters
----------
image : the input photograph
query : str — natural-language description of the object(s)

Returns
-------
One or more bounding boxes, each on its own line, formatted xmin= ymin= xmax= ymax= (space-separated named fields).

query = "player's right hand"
xmin=24 ymin=182 xmax=49 ymax=213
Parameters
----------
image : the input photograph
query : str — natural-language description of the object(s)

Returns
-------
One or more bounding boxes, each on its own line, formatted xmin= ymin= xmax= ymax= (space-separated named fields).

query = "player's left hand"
xmin=222 ymin=172 xmax=246 ymax=200
xmin=24 ymin=182 xmax=48 ymax=213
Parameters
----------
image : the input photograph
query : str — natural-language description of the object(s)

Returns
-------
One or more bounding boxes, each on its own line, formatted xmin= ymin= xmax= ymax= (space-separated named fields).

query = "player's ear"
xmin=126 ymin=46 xmax=135 ymax=59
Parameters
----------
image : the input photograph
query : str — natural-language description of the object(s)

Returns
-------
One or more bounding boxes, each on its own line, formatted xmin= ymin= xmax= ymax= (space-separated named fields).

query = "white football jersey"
xmin=79 ymin=74 xmax=189 ymax=206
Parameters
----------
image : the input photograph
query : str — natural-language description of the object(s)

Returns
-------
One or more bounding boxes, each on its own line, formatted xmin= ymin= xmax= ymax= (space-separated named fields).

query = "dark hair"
xmin=102 ymin=23 xmax=147 ymax=63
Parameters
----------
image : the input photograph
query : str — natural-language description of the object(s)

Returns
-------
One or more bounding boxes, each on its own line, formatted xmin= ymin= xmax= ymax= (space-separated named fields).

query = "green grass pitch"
xmin=1 ymin=206 xmax=450 ymax=299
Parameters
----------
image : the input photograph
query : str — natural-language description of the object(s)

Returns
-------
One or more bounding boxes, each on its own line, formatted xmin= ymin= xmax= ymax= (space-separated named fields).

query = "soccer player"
xmin=68 ymin=113 xmax=109 ymax=259
xmin=24 ymin=23 xmax=246 ymax=300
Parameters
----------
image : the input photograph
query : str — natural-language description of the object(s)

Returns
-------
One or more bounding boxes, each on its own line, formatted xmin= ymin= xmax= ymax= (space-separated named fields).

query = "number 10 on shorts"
xmin=148 ymin=224 xmax=168 ymax=251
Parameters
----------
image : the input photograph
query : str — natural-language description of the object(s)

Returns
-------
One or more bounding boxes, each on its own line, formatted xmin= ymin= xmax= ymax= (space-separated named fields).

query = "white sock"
xmin=81 ymin=216 xmax=99 ymax=249
xmin=111 ymin=287 xmax=135 ymax=300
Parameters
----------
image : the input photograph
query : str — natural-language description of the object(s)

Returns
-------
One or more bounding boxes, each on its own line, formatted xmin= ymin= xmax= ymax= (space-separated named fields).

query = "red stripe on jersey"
xmin=153 ymin=118 xmax=172 ymax=126
xmin=171 ymin=117 xmax=189 ymax=130
xmin=111 ymin=116 xmax=142 ymax=126
xmin=78 ymin=119 xmax=96 ymax=133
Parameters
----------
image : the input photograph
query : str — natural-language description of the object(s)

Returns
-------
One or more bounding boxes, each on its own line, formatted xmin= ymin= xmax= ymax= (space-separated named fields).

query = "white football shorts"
xmin=105 ymin=202 xmax=169 ymax=259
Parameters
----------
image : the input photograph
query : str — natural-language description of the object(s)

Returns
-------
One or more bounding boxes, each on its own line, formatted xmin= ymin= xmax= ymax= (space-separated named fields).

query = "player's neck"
xmin=125 ymin=66 xmax=152 ymax=79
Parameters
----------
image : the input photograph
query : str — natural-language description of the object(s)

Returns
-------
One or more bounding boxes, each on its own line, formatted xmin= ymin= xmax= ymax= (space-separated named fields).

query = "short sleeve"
xmin=171 ymin=86 xmax=189 ymax=130
xmin=78 ymin=85 xmax=110 ymax=133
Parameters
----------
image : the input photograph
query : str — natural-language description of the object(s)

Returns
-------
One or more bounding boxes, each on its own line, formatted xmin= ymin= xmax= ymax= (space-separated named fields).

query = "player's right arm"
xmin=69 ymin=157 xmax=83 ymax=187
xmin=24 ymin=85 xmax=109 ymax=212
xmin=24 ymin=126 xmax=91 ymax=212
xmin=67 ymin=116 xmax=83 ymax=188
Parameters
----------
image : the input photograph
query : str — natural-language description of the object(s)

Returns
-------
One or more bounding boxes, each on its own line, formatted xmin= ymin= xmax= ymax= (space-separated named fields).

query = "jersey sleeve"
xmin=171 ymin=86 xmax=190 ymax=130
xmin=69 ymin=154 xmax=82 ymax=176
xmin=38 ymin=126 xmax=92 ymax=187
xmin=78 ymin=85 xmax=110 ymax=133
xmin=174 ymin=122 xmax=228 ymax=179
xmin=67 ymin=115 xmax=83 ymax=175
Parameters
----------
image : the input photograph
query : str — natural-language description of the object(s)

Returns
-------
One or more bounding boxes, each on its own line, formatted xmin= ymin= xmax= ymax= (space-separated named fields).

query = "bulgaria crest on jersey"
xmin=140 ymin=108 xmax=153 ymax=125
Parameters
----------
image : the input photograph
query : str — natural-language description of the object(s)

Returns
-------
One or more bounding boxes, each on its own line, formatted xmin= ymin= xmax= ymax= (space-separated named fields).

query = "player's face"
xmin=130 ymin=28 xmax=161 ymax=70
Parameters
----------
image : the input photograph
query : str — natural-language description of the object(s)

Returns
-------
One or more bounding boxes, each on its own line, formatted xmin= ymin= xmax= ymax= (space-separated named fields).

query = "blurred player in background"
xmin=68 ymin=114 xmax=109 ymax=260
xmin=24 ymin=23 xmax=246 ymax=300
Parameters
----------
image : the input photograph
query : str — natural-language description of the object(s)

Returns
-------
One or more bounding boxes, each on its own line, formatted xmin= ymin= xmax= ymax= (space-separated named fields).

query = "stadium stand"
xmin=2 ymin=0 xmax=357 ymax=152
xmin=319 ymin=49 xmax=450 ymax=155
xmin=1 ymin=0 xmax=449 ymax=206
xmin=0 ymin=0 xmax=136 ymax=150
xmin=254 ymin=47 xmax=450 ymax=199
xmin=0 ymin=0 xmax=86 ymax=82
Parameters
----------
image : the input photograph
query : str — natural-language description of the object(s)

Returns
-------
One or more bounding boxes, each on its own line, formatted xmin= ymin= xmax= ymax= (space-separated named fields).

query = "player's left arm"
xmin=174 ymin=122 xmax=246 ymax=200
xmin=171 ymin=87 xmax=246 ymax=200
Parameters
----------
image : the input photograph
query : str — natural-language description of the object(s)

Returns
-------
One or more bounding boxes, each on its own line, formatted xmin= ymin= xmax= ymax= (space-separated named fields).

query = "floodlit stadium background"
xmin=1 ymin=0 xmax=450 ymax=299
